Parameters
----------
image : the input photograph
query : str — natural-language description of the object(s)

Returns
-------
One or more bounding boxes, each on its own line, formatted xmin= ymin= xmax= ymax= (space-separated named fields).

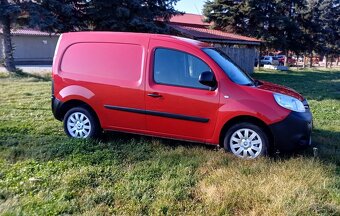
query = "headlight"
xmin=273 ymin=93 xmax=305 ymax=112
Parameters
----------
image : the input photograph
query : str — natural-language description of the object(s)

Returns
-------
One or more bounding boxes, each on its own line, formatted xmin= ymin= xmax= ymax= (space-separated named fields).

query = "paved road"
xmin=0 ymin=66 xmax=52 ymax=74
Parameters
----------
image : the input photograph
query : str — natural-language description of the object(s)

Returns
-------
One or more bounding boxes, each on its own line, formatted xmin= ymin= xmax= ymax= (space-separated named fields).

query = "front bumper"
xmin=269 ymin=110 xmax=313 ymax=152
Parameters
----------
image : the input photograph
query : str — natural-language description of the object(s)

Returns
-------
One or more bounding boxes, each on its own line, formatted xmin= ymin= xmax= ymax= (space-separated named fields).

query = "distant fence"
xmin=218 ymin=47 xmax=256 ymax=74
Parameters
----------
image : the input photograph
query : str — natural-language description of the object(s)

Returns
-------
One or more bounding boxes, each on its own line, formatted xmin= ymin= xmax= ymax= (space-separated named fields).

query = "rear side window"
xmin=61 ymin=43 xmax=143 ymax=82
xmin=154 ymin=48 xmax=211 ymax=89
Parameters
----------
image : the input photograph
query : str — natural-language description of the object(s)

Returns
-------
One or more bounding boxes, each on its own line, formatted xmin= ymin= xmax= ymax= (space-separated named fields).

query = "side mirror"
xmin=199 ymin=71 xmax=217 ymax=90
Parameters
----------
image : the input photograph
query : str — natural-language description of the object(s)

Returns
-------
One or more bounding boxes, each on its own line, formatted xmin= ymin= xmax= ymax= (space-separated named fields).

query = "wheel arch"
xmin=219 ymin=115 xmax=274 ymax=150
xmin=58 ymin=100 xmax=101 ymax=127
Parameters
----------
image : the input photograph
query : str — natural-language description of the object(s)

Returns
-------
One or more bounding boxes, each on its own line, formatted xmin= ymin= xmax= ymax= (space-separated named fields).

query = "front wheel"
xmin=224 ymin=123 xmax=268 ymax=159
xmin=64 ymin=107 xmax=101 ymax=139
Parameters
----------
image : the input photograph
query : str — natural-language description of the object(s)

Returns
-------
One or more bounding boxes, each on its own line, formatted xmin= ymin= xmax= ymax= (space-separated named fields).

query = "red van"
xmin=52 ymin=32 xmax=312 ymax=159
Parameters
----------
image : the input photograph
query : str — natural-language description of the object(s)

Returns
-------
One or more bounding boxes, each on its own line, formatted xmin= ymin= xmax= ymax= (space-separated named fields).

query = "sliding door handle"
xmin=147 ymin=93 xmax=162 ymax=98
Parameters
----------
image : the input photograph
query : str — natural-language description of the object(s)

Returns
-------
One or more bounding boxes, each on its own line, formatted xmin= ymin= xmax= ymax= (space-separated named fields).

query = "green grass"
xmin=0 ymin=69 xmax=339 ymax=215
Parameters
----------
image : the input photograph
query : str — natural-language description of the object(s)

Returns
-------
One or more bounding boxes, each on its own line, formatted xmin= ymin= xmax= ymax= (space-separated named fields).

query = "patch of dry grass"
xmin=197 ymin=156 xmax=339 ymax=215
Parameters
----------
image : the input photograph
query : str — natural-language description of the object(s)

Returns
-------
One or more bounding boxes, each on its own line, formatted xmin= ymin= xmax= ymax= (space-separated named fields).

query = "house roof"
xmin=170 ymin=24 xmax=261 ymax=45
xmin=0 ymin=28 xmax=58 ymax=36
xmin=168 ymin=14 xmax=261 ymax=45
xmin=169 ymin=13 xmax=209 ymax=27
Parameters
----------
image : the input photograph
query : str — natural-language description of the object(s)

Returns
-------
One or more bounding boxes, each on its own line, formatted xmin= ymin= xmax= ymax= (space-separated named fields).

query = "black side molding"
xmin=104 ymin=105 xmax=209 ymax=123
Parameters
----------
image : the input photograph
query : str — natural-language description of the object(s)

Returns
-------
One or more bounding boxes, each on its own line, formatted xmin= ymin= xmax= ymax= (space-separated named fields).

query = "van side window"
xmin=154 ymin=48 xmax=212 ymax=89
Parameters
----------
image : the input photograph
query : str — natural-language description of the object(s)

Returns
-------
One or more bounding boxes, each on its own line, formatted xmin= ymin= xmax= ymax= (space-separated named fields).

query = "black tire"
xmin=223 ymin=122 xmax=268 ymax=159
xmin=63 ymin=106 xmax=101 ymax=139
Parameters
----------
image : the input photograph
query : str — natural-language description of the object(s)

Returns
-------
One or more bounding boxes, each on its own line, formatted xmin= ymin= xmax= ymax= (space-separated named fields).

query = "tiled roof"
xmin=169 ymin=13 xmax=209 ymax=26
xmin=170 ymin=24 xmax=261 ymax=44
xmin=0 ymin=28 xmax=58 ymax=36
xmin=168 ymin=13 xmax=261 ymax=45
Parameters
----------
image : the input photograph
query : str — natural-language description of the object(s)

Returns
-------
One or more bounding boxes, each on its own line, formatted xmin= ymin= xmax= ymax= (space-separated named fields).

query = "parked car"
xmin=276 ymin=55 xmax=297 ymax=66
xmin=260 ymin=56 xmax=280 ymax=65
xmin=276 ymin=55 xmax=285 ymax=65
xmin=52 ymin=32 xmax=313 ymax=159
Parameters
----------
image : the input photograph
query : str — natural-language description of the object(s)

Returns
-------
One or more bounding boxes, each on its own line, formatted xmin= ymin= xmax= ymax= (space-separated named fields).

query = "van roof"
xmin=61 ymin=31 xmax=211 ymax=48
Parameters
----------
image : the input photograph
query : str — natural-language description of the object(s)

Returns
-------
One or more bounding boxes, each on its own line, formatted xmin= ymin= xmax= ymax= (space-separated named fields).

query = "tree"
xmin=86 ymin=0 xmax=180 ymax=33
xmin=298 ymin=0 xmax=323 ymax=67
xmin=0 ymin=0 xmax=67 ymax=72
xmin=274 ymin=0 xmax=306 ymax=64
xmin=203 ymin=0 xmax=339 ymax=67
xmin=31 ymin=0 xmax=88 ymax=33
xmin=203 ymin=1 xmax=305 ymax=55
xmin=0 ymin=0 xmax=20 ymax=72
xmin=203 ymin=0 xmax=281 ymax=48
xmin=317 ymin=0 xmax=340 ymax=67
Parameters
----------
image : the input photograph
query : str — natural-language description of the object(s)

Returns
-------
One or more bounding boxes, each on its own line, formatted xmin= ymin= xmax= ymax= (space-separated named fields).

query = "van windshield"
xmin=203 ymin=48 xmax=255 ymax=86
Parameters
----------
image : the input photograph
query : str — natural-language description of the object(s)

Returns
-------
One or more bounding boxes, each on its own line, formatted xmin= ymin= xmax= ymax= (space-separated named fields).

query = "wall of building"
xmin=215 ymin=45 xmax=256 ymax=74
xmin=0 ymin=34 xmax=59 ymax=65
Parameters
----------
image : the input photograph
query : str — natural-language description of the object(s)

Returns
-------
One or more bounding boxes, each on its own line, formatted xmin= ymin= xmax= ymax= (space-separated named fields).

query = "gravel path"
xmin=0 ymin=65 xmax=51 ymax=74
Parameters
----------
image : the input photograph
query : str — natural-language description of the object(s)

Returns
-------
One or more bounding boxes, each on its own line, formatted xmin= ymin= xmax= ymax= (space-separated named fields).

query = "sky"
xmin=174 ymin=0 xmax=206 ymax=15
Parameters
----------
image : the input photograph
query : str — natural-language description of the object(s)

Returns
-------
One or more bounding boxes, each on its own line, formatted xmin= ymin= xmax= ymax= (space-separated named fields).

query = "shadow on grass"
xmin=14 ymin=70 xmax=51 ymax=81
xmin=1 ymin=128 xmax=338 ymax=165
xmin=0 ymin=69 xmax=51 ymax=81
xmin=253 ymin=70 xmax=340 ymax=101
xmin=101 ymin=131 xmax=218 ymax=150
xmin=0 ymin=131 xmax=217 ymax=166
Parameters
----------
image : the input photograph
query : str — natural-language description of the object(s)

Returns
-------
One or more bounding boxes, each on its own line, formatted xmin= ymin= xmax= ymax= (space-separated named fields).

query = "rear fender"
xmin=58 ymin=85 xmax=95 ymax=100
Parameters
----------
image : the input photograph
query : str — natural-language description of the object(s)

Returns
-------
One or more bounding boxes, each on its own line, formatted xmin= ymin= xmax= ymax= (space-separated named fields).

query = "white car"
xmin=260 ymin=56 xmax=280 ymax=65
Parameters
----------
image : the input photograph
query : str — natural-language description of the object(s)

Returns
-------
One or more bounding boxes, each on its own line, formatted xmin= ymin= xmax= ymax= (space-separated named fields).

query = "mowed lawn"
xmin=0 ymin=69 xmax=339 ymax=215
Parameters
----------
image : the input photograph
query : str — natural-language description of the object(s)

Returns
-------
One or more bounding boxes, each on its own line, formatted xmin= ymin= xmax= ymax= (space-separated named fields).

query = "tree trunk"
xmin=303 ymin=53 xmax=306 ymax=68
xmin=325 ymin=55 xmax=328 ymax=68
xmin=2 ymin=15 xmax=16 ymax=72
xmin=257 ymin=45 xmax=261 ymax=70
xmin=284 ymin=50 xmax=289 ymax=67
xmin=309 ymin=52 xmax=313 ymax=68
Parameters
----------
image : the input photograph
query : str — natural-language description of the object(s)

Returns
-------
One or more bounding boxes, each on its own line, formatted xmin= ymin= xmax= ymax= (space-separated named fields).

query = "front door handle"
xmin=147 ymin=93 xmax=162 ymax=98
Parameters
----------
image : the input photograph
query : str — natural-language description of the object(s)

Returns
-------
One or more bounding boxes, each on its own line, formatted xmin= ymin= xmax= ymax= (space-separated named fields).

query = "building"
xmin=168 ymin=14 xmax=261 ymax=74
xmin=0 ymin=29 xmax=59 ymax=65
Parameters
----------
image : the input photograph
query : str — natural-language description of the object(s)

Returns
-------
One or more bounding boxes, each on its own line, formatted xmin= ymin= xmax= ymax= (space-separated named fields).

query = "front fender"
xmin=209 ymin=95 xmax=291 ymax=145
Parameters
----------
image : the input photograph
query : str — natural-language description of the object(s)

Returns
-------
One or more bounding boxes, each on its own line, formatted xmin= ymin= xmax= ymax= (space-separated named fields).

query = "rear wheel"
xmin=64 ymin=107 xmax=101 ymax=139
xmin=224 ymin=123 xmax=268 ymax=159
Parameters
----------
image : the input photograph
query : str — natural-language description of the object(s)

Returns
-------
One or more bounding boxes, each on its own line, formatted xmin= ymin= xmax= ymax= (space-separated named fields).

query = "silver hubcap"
xmin=67 ymin=112 xmax=91 ymax=138
xmin=229 ymin=128 xmax=263 ymax=159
